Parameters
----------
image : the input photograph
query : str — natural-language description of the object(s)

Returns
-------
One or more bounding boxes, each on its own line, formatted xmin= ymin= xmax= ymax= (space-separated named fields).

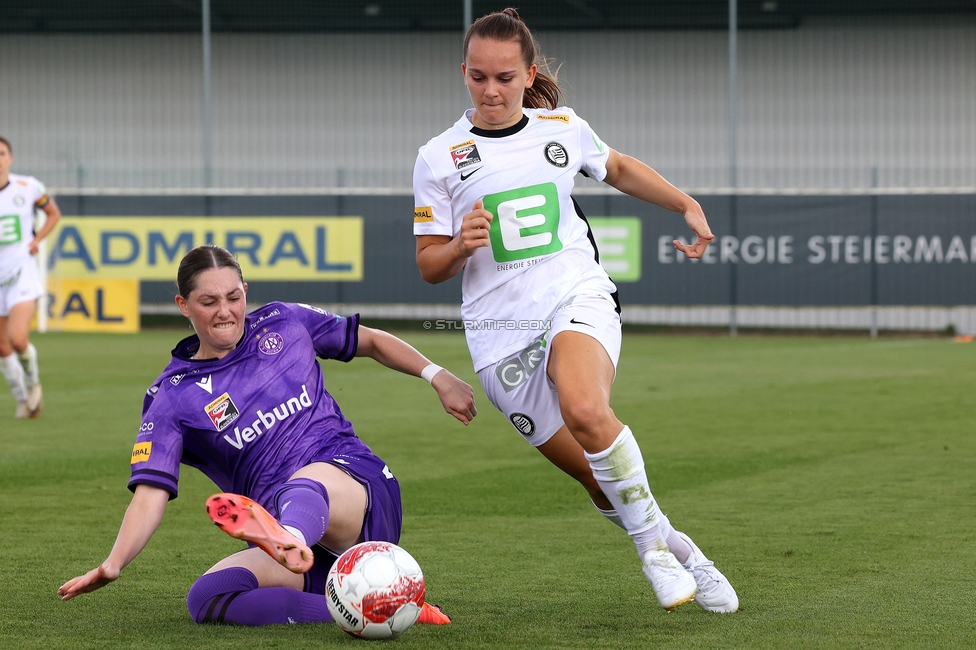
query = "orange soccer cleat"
xmin=416 ymin=602 xmax=452 ymax=625
xmin=206 ymin=492 xmax=313 ymax=573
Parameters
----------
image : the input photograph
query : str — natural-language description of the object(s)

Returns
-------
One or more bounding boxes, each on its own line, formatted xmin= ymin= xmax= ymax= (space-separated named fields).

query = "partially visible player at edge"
xmin=59 ymin=245 xmax=473 ymax=626
xmin=413 ymin=9 xmax=737 ymax=613
xmin=0 ymin=136 xmax=60 ymax=419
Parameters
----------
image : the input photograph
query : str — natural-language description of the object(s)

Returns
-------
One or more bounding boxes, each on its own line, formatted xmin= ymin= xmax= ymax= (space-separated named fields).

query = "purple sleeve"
xmin=287 ymin=303 xmax=360 ymax=362
xmin=128 ymin=390 xmax=182 ymax=499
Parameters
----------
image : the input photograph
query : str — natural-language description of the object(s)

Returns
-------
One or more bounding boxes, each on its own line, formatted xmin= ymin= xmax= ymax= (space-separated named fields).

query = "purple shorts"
xmin=300 ymin=449 xmax=403 ymax=595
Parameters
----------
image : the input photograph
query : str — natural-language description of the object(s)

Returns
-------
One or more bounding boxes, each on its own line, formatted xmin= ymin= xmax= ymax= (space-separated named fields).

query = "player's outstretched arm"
xmin=58 ymin=484 xmax=169 ymax=601
xmin=602 ymin=148 xmax=714 ymax=259
xmin=356 ymin=325 xmax=477 ymax=425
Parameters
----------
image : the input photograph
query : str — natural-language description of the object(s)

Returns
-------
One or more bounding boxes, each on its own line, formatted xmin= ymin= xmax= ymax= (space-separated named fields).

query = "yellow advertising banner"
xmin=47 ymin=278 xmax=140 ymax=333
xmin=48 ymin=217 xmax=363 ymax=281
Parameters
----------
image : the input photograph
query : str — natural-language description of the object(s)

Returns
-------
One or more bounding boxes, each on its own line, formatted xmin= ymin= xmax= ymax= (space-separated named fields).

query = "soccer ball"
xmin=326 ymin=541 xmax=426 ymax=639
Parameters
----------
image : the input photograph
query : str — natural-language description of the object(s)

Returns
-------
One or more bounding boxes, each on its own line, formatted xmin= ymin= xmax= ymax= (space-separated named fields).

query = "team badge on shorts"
xmin=205 ymin=392 xmax=241 ymax=431
xmin=509 ymin=412 xmax=536 ymax=437
xmin=450 ymin=139 xmax=482 ymax=170
xmin=258 ymin=331 xmax=284 ymax=355
xmin=544 ymin=142 xmax=569 ymax=168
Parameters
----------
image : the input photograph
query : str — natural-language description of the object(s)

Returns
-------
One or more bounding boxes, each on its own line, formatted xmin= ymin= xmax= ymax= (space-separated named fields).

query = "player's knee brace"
xmin=186 ymin=567 xmax=258 ymax=624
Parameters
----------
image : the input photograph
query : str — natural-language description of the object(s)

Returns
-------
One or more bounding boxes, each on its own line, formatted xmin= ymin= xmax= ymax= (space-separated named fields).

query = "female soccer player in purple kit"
xmin=59 ymin=245 xmax=474 ymax=627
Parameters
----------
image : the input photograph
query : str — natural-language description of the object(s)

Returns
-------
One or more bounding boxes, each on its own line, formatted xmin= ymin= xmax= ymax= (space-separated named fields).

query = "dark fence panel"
xmin=58 ymin=193 xmax=976 ymax=307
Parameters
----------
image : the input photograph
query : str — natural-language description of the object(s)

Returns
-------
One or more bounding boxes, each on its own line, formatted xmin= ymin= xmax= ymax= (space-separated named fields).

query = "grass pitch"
xmin=1 ymin=330 xmax=973 ymax=649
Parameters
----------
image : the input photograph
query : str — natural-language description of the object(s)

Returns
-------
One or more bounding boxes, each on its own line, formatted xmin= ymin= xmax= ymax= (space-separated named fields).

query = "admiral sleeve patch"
xmin=414 ymin=206 xmax=434 ymax=223
xmin=131 ymin=442 xmax=152 ymax=464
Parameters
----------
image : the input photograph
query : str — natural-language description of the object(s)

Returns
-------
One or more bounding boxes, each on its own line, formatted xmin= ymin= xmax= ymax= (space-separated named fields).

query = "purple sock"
xmin=187 ymin=567 xmax=332 ymax=625
xmin=273 ymin=477 xmax=330 ymax=546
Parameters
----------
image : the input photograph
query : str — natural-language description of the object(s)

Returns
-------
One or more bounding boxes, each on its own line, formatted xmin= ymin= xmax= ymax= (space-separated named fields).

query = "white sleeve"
xmin=412 ymin=152 xmax=454 ymax=237
xmin=577 ymin=115 xmax=611 ymax=183
xmin=28 ymin=177 xmax=49 ymax=206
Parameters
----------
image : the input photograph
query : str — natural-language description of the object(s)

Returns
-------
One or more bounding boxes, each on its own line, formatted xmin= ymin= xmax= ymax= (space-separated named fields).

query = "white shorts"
xmin=478 ymin=290 xmax=622 ymax=448
xmin=0 ymin=261 xmax=43 ymax=317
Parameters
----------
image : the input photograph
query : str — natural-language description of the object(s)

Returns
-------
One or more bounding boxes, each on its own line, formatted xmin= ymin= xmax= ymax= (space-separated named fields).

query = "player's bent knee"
xmin=187 ymin=567 xmax=258 ymax=624
xmin=560 ymin=400 xmax=615 ymax=438
xmin=10 ymin=336 xmax=28 ymax=355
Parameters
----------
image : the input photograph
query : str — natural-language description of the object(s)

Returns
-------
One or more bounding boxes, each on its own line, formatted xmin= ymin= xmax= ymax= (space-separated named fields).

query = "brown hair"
xmin=0 ymin=136 xmax=11 ymax=154
xmin=463 ymin=8 xmax=564 ymax=110
xmin=176 ymin=245 xmax=243 ymax=298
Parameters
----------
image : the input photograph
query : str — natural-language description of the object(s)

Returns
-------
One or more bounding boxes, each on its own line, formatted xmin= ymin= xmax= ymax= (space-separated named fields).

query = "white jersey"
xmin=0 ymin=173 xmax=49 ymax=284
xmin=414 ymin=107 xmax=617 ymax=371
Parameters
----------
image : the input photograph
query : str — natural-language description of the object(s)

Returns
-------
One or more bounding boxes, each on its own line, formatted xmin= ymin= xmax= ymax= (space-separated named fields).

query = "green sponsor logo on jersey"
xmin=0 ymin=215 xmax=23 ymax=245
xmin=483 ymin=183 xmax=563 ymax=263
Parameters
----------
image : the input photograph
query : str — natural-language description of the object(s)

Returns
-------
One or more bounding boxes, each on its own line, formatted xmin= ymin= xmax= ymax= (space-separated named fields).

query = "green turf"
xmin=1 ymin=331 xmax=973 ymax=649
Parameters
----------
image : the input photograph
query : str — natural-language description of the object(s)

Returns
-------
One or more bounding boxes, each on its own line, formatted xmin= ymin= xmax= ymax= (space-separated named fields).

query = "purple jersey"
xmin=129 ymin=302 xmax=377 ymax=510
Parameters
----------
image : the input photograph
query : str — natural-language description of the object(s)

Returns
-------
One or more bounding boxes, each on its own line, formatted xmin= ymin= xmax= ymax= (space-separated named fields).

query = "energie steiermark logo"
xmin=0 ymin=215 xmax=23 ymax=245
xmin=483 ymin=183 xmax=563 ymax=263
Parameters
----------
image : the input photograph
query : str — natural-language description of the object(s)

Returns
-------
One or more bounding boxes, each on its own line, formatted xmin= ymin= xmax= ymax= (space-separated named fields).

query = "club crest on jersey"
xmin=544 ymin=142 xmax=569 ymax=168
xmin=170 ymin=373 xmax=186 ymax=386
xmin=205 ymin=392 xmax=241 ymax=431
xmin=258 ymin=332 xmax=285 ymax=355
xmin=13 ymin=195 xmax=26 ymax=207
xmin=449 ymin=139 xmax=482 ymax=170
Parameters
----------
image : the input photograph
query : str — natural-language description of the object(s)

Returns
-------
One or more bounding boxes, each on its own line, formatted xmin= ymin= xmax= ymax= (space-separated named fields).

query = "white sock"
xmin=592 ymin=501 xmax=625 ymax=530
xmin=665 ymin=527 xmax=693 ymax=565
xmin=595 ymin=498 xmax=694 ymax=563
xmin=584 ymin=426 xmax=668 ymax=556
xmin=283 ymin=525 xmax=307 ymax=545
xmin=18 ymin=343 xmax=39 ymax=387
xmin=1 ymin=353 xmax=28 ymax=402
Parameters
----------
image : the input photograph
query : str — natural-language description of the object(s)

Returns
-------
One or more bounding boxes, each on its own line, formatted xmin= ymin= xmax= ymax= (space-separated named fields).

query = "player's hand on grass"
xmin=431 ymin=369 xmax=477 ymax=425
xmin=58 ymin=563 xmax=121 ymax=601
xmin=673 ymin=207 xmax=714 ymax=259
xmin=456 ymin=200 xmax=493 ymax=258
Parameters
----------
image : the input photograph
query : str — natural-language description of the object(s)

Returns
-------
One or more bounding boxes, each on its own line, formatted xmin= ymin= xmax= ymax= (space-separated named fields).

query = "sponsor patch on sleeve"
xmin=131 ymin=441 xmax=152 ymax=464
xmin=536 ymin=114 xmax=570 ymax=124
xmin=414 ymin=206 xmax=434 ymax=223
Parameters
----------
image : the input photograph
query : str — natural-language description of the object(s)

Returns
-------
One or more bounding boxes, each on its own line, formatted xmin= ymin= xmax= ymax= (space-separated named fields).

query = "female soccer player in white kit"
xmin=0 ymin=136 xmax=60 ymax=419
xmin=413 ymin=9 xmax=738 ymax=613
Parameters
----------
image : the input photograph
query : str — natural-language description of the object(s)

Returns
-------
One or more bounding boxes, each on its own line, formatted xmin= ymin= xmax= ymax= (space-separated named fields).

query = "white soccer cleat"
xmin=678 ymin=532 xmax=739 ymax=613
xmin=642 ymin=549 xmax=698 ymax=612
xmin=14 ymin=401 xmax=29 ymax=419
xmin=26 ymin=383 xmax=42 ymax=418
